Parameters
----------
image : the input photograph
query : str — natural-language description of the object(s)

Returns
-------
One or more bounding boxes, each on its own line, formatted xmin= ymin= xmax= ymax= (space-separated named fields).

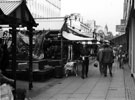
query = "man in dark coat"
xmin=101 ymin=44 xmax=114 ymax=77
xmin=81 ymin=45 xmax=89 ymax=79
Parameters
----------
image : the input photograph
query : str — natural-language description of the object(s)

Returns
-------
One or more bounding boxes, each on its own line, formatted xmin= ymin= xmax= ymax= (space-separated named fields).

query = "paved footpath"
xmin=16 ymin=60 xmax=135 ymax=100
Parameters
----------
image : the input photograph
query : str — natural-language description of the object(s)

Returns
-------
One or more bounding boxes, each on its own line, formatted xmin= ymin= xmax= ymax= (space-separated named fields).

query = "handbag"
xmin=93 ymin=61 xmax=99 ymax=68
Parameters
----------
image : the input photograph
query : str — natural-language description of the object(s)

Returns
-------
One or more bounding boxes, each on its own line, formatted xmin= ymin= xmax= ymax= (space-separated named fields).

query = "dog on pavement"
xmin=64 ymin=61 xmax=78 ymax=77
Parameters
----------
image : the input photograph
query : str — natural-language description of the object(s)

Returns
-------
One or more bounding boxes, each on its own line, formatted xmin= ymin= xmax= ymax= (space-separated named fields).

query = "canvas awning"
xmin=62 ymin=31 xmax=93 ymax=41
xmin=35 ymin=18 xmax=65 ymax=31
xmin=68 ymin=26 xmax=93 ymax=38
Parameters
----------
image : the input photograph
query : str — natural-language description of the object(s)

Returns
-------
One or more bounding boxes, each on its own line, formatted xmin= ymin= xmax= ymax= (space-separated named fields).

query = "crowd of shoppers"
xmin=66 ymin=41 xmax=128 ymax=79
xmin=97 ymin=44 xmax=114 ymax=77
xmin=79 ymin=42 xmax=115 ymax=78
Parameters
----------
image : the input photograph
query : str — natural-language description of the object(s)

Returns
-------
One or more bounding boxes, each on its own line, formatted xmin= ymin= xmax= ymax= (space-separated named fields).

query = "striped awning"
xmin=0 ymin=0 xmax=21 ymax=15
xmin=0 ymin=0 xmax=37 ymax=26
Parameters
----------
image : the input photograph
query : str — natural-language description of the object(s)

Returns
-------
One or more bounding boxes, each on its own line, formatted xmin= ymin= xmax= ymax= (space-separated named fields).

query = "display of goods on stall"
xmin=0 ymin=84 xmax=14 ymax=100
xmin=5 ymin=31 xmax=47 ymax=60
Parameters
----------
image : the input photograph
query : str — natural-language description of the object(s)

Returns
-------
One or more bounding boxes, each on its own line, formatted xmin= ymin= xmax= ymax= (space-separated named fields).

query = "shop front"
xmin=124 ymin=0 xmax=135 ymax=77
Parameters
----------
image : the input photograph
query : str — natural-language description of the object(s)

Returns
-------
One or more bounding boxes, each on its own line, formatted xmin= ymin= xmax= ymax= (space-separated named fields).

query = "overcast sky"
xmin=61 ymin=0 xmax=124 ymax=35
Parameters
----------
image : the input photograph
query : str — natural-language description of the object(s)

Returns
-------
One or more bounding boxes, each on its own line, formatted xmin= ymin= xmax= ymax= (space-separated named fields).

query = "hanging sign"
xmin=116 ymin=25 xmax=125 ymax=32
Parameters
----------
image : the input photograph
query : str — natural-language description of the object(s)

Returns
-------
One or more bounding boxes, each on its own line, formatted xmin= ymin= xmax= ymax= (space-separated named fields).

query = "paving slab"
xmin=16 ymin=60 xmax=135 ymax=100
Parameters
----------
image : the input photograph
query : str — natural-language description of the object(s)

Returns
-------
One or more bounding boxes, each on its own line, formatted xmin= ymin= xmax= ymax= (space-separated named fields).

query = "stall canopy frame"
xmin=0 ymin=0 xmax=38 ymax=93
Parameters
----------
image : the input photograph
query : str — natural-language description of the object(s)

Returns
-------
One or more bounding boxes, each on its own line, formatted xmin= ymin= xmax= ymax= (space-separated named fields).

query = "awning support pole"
xmin=28 ymin=26 xmax=33 ymax=90
xmin=11 ymin=25 xmax=17 ymax=100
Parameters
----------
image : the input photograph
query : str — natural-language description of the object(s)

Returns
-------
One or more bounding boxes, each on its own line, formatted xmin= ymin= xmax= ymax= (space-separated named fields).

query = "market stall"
xmin=0 ymin=0 xmax=37 ymax=93
xmin=33 ymin=16 xmax=101 ymax=77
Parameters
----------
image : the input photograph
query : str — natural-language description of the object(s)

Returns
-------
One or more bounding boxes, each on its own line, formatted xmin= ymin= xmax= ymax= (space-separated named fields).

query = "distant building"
xmin=85 ymin=20 xmax=96 ymax=33
xmin=67 ymin=13 xmax=93 ymax=38
xmin=104 ymin=24 xmax=108 ymax=36
xmin=26 ymin=0 xmax=61 ymax=18
xmin=95 ymin=25 xmax=105 ymax=41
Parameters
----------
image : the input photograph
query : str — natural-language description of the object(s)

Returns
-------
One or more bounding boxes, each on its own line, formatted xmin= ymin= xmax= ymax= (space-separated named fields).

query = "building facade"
xmin=66 ymin=13 xmax=94 ymax=38
xmin=124 ymin=0 xmax=135 ymax=77
xmin=26 ymin=0 xmax=61 ymax=18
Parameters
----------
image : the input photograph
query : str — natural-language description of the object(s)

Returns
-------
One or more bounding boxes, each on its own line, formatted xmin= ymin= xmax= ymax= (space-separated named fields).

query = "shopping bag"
xmin=0 ymin=84 xmax=14 ymax=100
xmin=93 ymin=61 xmax=99 ymax=68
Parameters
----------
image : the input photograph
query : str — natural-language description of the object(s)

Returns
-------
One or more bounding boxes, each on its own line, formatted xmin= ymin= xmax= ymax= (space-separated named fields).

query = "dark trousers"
xmin=103 ymin=63 xmax=112 ymax=76
xmin=82 ymin=61 xmax=89 ymax=77
xmin=99 ymin=62 xmax=103 ymax=74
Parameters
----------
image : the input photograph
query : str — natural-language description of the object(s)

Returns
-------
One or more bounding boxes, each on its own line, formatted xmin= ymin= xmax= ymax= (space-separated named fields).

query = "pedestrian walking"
xmin=97 ymin=45 xmax=104 ymax=75
xmin=118 ymin=45 xmax=124 ymax=69
xmin=80 ymin=45 xmax=89 ymax=79
xmin=81 ymin=55 xmax=89 ymax=79
xmin=101 ymin=44 xmax=114 ymax=77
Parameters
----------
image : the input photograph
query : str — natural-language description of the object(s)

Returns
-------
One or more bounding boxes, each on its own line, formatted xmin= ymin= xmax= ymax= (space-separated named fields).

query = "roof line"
xmin=0 ymin=0 xmax=21 ymax=3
